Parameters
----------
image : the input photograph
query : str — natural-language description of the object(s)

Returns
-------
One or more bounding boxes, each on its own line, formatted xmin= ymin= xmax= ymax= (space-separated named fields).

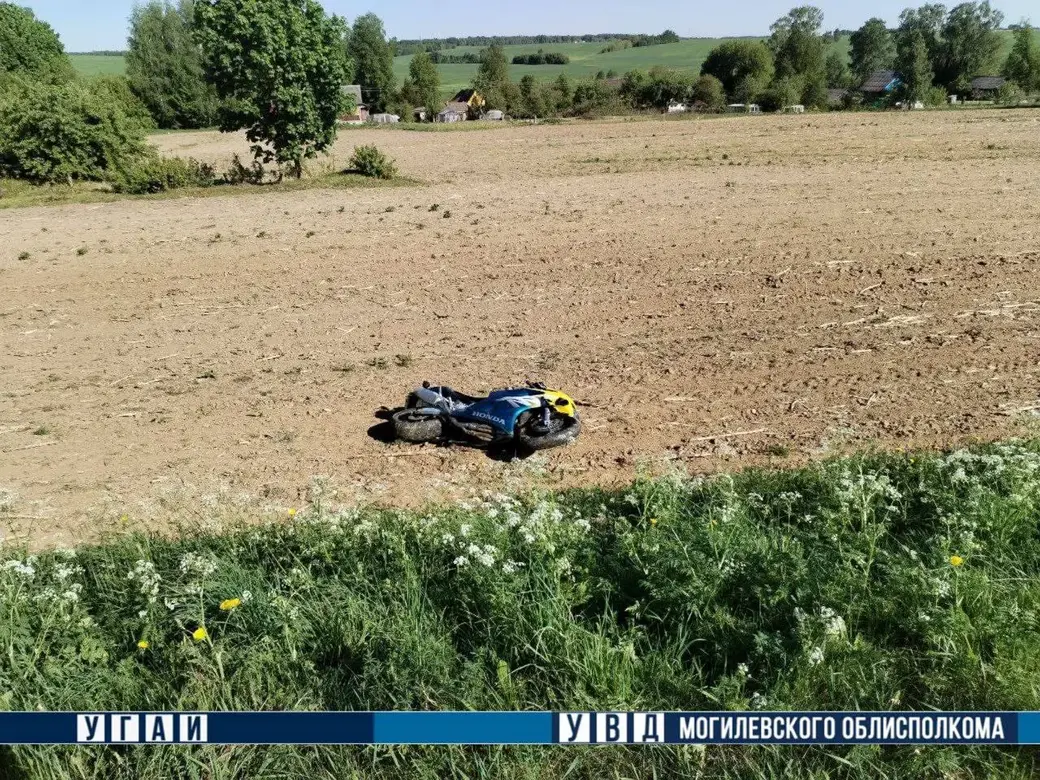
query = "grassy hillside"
xmin=2 ymin=440 xmax=1040 ymax=777
xmin=68 ymin=54 xmax=126 ymax=76
xmin=69 ymin=29 xmax=1036 ymax=94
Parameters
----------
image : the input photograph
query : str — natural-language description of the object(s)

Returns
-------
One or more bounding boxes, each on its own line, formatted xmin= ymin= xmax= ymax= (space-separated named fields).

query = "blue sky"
xmin=25 ymin=0 xmax=1038 ymax=52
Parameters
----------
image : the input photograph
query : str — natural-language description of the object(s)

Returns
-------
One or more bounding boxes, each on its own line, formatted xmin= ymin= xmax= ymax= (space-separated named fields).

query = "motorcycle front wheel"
xmin=516 ymin=410 xmax=581 ymax=452
xmin=392 ymin=410 xmax=443 ymax=443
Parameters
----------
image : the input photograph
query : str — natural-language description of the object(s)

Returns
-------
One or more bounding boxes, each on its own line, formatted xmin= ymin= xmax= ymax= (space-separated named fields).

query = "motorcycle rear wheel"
xmin=392 ymin=410 xmax=443 ymax=443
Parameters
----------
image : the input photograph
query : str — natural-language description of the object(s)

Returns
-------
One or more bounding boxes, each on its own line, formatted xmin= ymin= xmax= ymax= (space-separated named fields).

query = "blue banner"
xmin=0 ymin=711 xmax=1035 ymax=745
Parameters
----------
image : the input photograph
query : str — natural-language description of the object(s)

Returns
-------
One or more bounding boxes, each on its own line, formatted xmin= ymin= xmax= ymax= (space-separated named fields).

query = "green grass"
xmin=0 ymin=172 xmax=417 ymax=210
xmin=397 ymin=30 xmax=1035 ymax=96
xmin=71 ymin=30 xmax=1038 ymax=96
xmin=68 ymin=54 xmax=126 ymax=76
xmin=3 ymin=440 xmax=1040 ymax=777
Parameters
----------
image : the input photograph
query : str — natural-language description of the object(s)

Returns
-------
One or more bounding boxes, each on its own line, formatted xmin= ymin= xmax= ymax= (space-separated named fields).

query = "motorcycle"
xmin=391 ymin=381 xmax=581 ymax=453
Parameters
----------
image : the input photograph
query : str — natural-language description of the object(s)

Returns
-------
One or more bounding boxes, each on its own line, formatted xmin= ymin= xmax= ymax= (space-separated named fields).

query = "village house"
xmin=970 ymin=76 xmax=1006 ymax=100
xmin=860 ymin=70 xmax=901 ymax=103
xmin=338 ymin=84 xmax=367 ymax=124
xmin=449 ymin=89 xmax=486 ymax=113
xmin=436 ymin=102 xmax=470 ymax=123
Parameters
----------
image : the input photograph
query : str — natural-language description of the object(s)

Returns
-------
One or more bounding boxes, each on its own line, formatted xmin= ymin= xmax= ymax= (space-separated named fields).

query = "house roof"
xmin=441 ymin=102 xmax=471 ymax=114
xmin=971 ymin=75 xmax=1006 ymax=90
xmin=450 ymin=89 xmax=479 ymax=103
xmin=861 ymin=70 xmax=899 ymax=93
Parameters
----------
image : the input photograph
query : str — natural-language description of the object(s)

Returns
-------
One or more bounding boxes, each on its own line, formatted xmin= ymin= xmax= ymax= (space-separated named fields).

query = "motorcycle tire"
xmin=516 ymin=410 xmax=581 ymax=452
xmin=392 ymin=410 xmax=443 ymax=443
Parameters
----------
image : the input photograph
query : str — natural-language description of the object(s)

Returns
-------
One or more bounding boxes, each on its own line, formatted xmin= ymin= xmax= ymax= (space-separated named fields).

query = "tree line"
xmin=393 ymin=33 xmax=675 ymax=57
xmin=2 ymin=1 xmax=1039 ymax=191
xmin=512 ymin=51 xmax=570 ymax=65
xmin=432 ymin=4 xmax=1037 ymax=117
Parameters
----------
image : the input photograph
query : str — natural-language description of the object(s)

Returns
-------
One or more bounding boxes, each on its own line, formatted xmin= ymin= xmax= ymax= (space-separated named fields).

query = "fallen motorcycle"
xmin=391 ymin=382 xmax=581 ymax=452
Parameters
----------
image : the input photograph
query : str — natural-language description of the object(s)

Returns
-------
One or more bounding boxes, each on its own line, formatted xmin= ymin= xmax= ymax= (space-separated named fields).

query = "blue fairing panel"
xmin=454 ymin=394 xmax=542 ymax=435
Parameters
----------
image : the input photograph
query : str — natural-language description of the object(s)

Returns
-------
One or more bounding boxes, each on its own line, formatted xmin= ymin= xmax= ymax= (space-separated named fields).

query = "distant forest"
xmin=392 ymin=32 xmax=680 ymax=56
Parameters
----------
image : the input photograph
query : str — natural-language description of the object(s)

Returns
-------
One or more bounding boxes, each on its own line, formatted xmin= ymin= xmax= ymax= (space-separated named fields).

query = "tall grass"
xmin=2 ymin=441 xmax=1040 ymax=778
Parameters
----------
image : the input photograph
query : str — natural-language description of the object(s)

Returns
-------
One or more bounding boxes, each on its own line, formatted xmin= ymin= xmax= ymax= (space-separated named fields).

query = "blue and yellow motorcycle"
xmin=392 ymin=382 xmax=581 ymax=452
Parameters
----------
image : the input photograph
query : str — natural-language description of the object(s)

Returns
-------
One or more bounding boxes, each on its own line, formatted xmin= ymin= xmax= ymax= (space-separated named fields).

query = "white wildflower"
xmin=820 ymin=607 xmax=846 ymax=639
xmin=241 ymin=590 xmax=253 ymax=603
xmin=460 ymin=524 xmax=472 ymax=538
xmin=502 ymin=560 xmax=525 ymax=575
xmin=809 ymin=646 xmax=825 ymax=666
xmin=3 ymin=559 xmax=37 ymax=579
xmin=178 ymin=552 xmax=217 ymax=579
xmin=453 ymin=556 xmax=469 ymax=568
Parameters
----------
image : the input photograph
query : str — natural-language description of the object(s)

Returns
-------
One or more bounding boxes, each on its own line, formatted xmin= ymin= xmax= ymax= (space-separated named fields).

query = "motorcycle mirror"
xmin=422 ymin=381 xmax=431 ymax=389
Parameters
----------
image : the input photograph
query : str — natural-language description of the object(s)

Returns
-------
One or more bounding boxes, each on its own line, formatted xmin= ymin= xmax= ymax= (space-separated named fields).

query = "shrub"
xmin=349 ymin=145 xmax=397 ymax=179
xmin=85 ymin=74 xmax=157 ymax=132
xmin=691 ymin=74 xmax=726 ymax=112
xmin=222 ymin=153 xmax=268 ymax=185
xmin=0 ymin=80 xmax=147 ymax=183
xmin=113 ymin=155 xmax=215 ymax=194
xmin=926 ymin=85 xmax=949 ymax=107
xmin=996 ymin=82 xmax=1024 ymax=106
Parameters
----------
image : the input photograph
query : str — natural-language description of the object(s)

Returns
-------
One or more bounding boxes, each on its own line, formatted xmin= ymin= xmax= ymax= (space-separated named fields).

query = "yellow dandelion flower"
xmin=192 ymin=627 xmax=208 ymax=642
xmin=287 ymin=508 xmax=297 ymax=518
xmin=137 ymin=640 xmax=149 ymax=650
xmin=119 ymin=514 xmax=129 ymax=525
xmin=650 ymin=517 xmax=659 ymax=526
xmin=220 ymin=598 xmax=242 ymax=611
xmin=950 ymin=555 xmax=964 ymax=568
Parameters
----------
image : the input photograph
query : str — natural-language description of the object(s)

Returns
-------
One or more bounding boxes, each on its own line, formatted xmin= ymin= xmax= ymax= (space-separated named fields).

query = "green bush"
xmin=0 ymin=80 xmax=147 ymax=183
xmin=997 ymin=82 xmax=1024 ymax=106
xmin=222 ymin=153 xmax=269 ymax=185
xmin=84 ymin=74 xmax=156 ymax=131
xmin=926 ymin=85 xmax=950 ymax=107
xmin=349 ymin=144 xmax=397 ymax=179
xmin=113 ymin=155 xmax=215 ymax=194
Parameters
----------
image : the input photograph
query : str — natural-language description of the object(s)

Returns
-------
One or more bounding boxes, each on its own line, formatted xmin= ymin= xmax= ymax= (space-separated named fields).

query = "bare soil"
xmin=2 ymin=110 xmax=1039 ymax=546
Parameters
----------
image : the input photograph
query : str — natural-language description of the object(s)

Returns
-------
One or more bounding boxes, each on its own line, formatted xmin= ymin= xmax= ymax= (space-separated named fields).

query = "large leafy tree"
xmin=900 ymin=28 xmax=935 ymax=103
xmin=825 ymin=49 xmax=853 ymax=89
xmin=126 ymin=0 xmax=218 ymax=129
xmin=474 ymin=44 xmax=513 ymax=110
xmin=475 ymin=44 xmax=509 ymax=91
xmin=768 ymin=6 xmax=826 ymax=80
xmin=1002 ymin=22 xmax=1040 ymax=92
xmin=897 ymin=4 xmax=947 ymax=77
xmin=194 ymin=0 xmax=350 ymax=178
xmin=348 ymin=13 xmax=395 ymax=112
xmin=0 ymin=2 xmax=74 ymax=83
xmin=936 ymin=1 xmax=1004 ymax=91
xmin=850 ymin=18 xmax=896 ymax=86
xmin=700 ymin=40 xmax=774 ymax=100
xmin=403 ymin=50 xmax=440 ymax=118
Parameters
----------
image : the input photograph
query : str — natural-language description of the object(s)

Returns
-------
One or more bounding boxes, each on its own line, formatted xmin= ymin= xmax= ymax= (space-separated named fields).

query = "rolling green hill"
xmin=70 ymin=29 xmax=1033 ymax=95
xmin=69 ymin=54 xmax=127 ymax=76
xmin=392 ymin=39 xmax=766 ymax=95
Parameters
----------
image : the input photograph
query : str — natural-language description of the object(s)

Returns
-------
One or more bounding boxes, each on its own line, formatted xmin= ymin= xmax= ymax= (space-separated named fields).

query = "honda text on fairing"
xmin=391 ymin=382 xmax=581 ymax=453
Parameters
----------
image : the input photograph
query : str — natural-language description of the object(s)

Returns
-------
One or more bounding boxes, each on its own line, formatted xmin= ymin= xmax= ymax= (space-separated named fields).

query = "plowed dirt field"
xmin=3 ymin=110 xmax=1039 ymax=545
